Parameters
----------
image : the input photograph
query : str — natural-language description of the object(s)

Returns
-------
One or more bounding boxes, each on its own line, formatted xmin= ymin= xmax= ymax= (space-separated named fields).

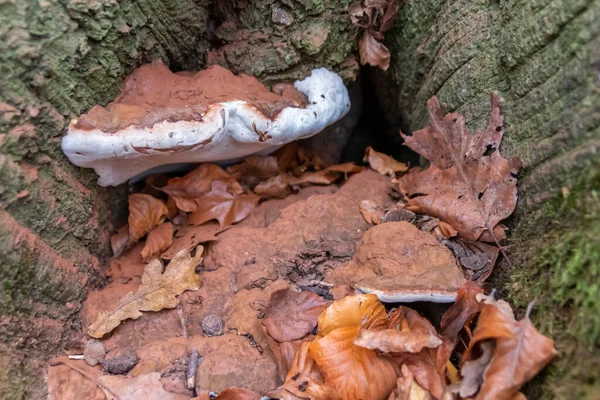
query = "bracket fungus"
xmin=62 ymin=62 xmax=350 ymax=186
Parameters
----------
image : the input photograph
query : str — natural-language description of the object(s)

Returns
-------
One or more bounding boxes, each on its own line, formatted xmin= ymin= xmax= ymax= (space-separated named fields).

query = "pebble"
xmin=83 ymin=339 xmax=106 ymax=366
xmin=202 ymin=314 xmax=223 ymax=337
xmin=101 ymin=346 xmax=139 ymax=374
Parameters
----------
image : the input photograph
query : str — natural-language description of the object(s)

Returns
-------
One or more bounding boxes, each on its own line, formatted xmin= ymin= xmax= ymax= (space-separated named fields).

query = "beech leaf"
xmin=317 ymin=294 xmax=387 ymax=337
xmin=263 ymin=288 xmax=329 ymax=342
xmin=87 ymin=247 xmax=203 ymax=338
xmin=363 ymin=146 xmax=408 ymax=175
xmin=161 ymin=164 xmax=243 ymax=212
xmin=189 ymin=181 xmax=259 ymax=227
xmin=141 ymin=222 xmax=173 ymax=261
xmin=310 ymin=326 xmax=399 ymax=400
xmin=128 ymin=194 xmax=169 ymax=241
xmin=388 ymin=365 xmax=432 ymax=400
xmin=398 ymin=93 xmax=521 ymax=241
xmin=359 ymin=31 xmax=391 ymax=71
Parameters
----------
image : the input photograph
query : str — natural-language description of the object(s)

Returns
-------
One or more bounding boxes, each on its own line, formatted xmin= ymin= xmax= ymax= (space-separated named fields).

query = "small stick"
xmin=68 ymin=354 xmax=85 ymax=360
xmin=186 ymin=348 xmax=199 ymax=390
xmin=50 ymin=359 xmax=121 ymax=400
xmin=177 ymin=307 xmax=189 ymax=339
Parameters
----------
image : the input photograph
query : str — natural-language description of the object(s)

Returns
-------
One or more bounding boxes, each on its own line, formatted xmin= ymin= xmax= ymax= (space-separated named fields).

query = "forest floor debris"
xmin=48 ymin=95 xmax=555 ymax=400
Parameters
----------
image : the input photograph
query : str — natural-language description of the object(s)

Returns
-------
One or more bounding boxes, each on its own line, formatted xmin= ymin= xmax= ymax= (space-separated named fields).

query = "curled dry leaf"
xmin=457 ymin=340 xmax=494 ymax=398
xmin=189 ymin=181 xmax=259 ymax=227
xmin=87 ymin=247 xmax=203 ymax=338
xmin=359 ymin=31 xmax=391 ymax=70
xmin=398 ymin=93 xmax=521 ymax=242
xmin=99 ymin=372 xmax=190 ymax=400
xmin=310 ymin=325 xmax=399 ymax=400
xmin=226 ymin=155 xmax=280 ymax=188
xmin=439 ymin=281 xmax=483 ymax=344
xmin=263 ymin=288 xmax=329 ymax=342
xmin=128 ymin=194 xmax=169 ymax=241
xmin=463 ymin=303 xmax=557 ymax=400
xmin=388 ymin=365 xmax=432 ymax=400
xmin=359 ymin=200 xmax=384 ymax=224
xmin=161 ymin=164 xmax=243 ymax=212
xmin=325 ymin=162 xmax=364 ymax=175
xmin=317 ymin=293 xmax=387 ymax=336
xmin=434 ymin=221 xmax=457 ymax=239
xmin=111 ymin=224 xmax=131 ymax=257
xmin=160 ymin=222 xmax=222 ymax=260
xmin=355 ymin=307 xmax=443 ymax=354
xmin=363 ymin=146 xmax=408 ymax=176
xmin=141 ymin=222 xmax=173 ymax=261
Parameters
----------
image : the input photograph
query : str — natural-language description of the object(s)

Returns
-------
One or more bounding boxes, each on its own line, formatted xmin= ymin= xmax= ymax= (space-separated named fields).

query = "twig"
xmin=525 ymin=300 xmax=536 ymax=319
xmin=50 ymin=359 xmax=121 ymax=400
xmin=177 ymin=306 xmax=189 ymax=339
xmin=186 ymin=348 xmax=199 ymax=390
xmin=68 ymin=354 xmax=85 ymax=360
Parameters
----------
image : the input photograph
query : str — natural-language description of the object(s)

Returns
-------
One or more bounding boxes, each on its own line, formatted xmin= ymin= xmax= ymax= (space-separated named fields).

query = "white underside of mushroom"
xmin=352 ymin=285 xmax=458 ymax=303
xmin=61 ymin=68 xmax=351 ymax=186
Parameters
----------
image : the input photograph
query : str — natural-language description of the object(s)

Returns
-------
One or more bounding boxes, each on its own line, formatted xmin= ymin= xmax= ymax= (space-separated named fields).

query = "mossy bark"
xmin=0 ymin=1 xmax=357 ymax=398
xmin=382 ymin=0 xmax=600 ymax=398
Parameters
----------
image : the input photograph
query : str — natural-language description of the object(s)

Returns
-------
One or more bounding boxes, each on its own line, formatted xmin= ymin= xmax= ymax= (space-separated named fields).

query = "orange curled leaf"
xmin=359 ymin=31 xmax=391 ymax=71
xmin=317 ymin=294 xmax=387 ymax=337
xmin=141 ymin=222 xmax=173 ymax=261
xmin=128 ymin=194 xmax=169 ymax=241
xmin=363 ymin=146 xmax=408 ymax=176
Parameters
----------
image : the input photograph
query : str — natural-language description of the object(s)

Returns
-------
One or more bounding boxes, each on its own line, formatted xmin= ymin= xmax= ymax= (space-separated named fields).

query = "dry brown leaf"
xmin=87 ymin=247 xmax=203 ymax=338
xmin=141 ymin=222 xmax=173 ymax=261
xmin=263 ymin=288 xmax=329 ymax=342
xmin=325 ymin=162 xmax=365 ymax=175
xmin=290 ymin=170 xmax=339 ymax=187
xmin=434 ymin=221 xmax=458 ymax=239
xmin=388 ymin=365 xmax=432 ymax=400
xmin=189 ymin=181 xmax=259 ymax=227
xmin=160 ymin=222 xmax=223 ymax=260
xmin=212 ymin=388 xmax=263 ymax=400
xmin=398 ymin=93 xmax=521 ymax=242
xmin=359 ymin=30 xmax=390 ymax=71
xmin=48 ymin=357 xmax=106 ymax=400
xmin=463 ymin=304 xmax=557 ymax=400
xmin=355 ymin=307 xmax=443 ymax=354
xmin=99 ymin=372 xmax=190 ymax=400
xmin=317 ymin=294 xmax=387 ymax=337
xmin=254 ymin=173 xmax=293 ymax=198
xmin=443 ymin=238 xmax=500 ymax=283
xmin=457 ymin=340 xmax=494 ymax=398
xmin=226 ymin=155 xmax=280 ymax=188
xmin=310 ymin=325 xmax=399 ymax=400
xmin=111 ymin=224 xmax=131 ymax=257
xmin=128 ymin=194 xmax=169 ymax=241
xmin=161 ymin=164 xmax=243 ymax=212
xmin=394 ymin=337 xmax=454 ymax=399
xmin=439 ymin=281 xmax=483 ymax=344
xmin=359 ymin=200 xmax=384 ymax=224
xmin=363 ymin=146 xmax=408 ymax=175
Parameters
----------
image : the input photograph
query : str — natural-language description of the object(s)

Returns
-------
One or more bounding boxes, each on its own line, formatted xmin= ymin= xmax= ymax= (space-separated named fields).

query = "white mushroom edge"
xmin=61 ymin=68 xmax=351 ymax=186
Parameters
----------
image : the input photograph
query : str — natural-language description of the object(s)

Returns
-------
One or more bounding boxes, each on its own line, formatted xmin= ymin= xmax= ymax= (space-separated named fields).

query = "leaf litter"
xmin=52 ymin=97 xmax=554 ymax=400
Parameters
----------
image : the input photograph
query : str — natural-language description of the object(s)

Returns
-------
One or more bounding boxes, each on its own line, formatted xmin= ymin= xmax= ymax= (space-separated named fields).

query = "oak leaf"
xmin=463 ymin=303 xmax=557 ymax=400
xmin=355 ymin=307 xmax=443 ymax=354
xmin=363 ymin=146 xmax=408 ymax=175
xmin=141 ymin=222 xmax=173 ymax=261
xmin=398 ymin=93 xmax=521 ymax=241
xmin=161 ymin=164 xmax=243 ymax=212
xmin=189 ymin=181 xmax=259 ymax=227
xmin=311 ymin=326 xmax=399 ymax=400
xmin=263 ymin=288 xmax=329 ymax=342
xmin=128 ymin=194 xmax=169 ymax=241
xmin=317 ymin=294 xmax=387 ymax=336
xmin=87 ymin=247 xmax=203 ymax=338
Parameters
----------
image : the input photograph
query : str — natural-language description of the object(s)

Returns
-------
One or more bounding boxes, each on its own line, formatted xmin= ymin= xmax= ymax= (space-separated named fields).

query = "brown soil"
xmin=74 ymin=62 xmax=307 ymax=132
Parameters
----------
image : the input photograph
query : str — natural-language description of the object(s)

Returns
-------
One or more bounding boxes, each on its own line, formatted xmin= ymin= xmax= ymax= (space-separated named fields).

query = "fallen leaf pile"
xmin=350 ymin=0 xmax=402 ymax=70
xmin=50 ymin=94 xmax=554 ymax=400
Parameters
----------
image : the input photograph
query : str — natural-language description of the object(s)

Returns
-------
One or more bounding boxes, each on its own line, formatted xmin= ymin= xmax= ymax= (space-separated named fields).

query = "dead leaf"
xmin=398 ymin=93 xmax=521 ymax=241
xmin=325 ymin=162 xmax=365 ymax=175
xmin=359 ymin=200 xmax=384 ymax=224
xmin=212 ymin=388 xmax=263 ymax=400
xmin=263 ymin=288 xmax=329 ymax=342
xmin=317 ymin=294 xmax=387 ymax=336
xmin=128 ymin=194 xmax=169 ymax=241
xmin=434 ymin=221 xmax=457 ymax=239
xmin=464 ymin=304 xmax=557 ymax=400
xmin=161 ymin=222 xmax=223 ymax=260
xmin=388 ymin=365 xmax=432 ymax=400
xmin=310 ymin=325 xmax=399 ymax=400
xmin=439 ymin=281 xmax=483 ymax=344
xmin=161 ymin=164 xmax=243 ymax=212
xmin=227 ymin=155 xmax=280 ymax=188
xmin=456 ymin=340 xmax=494 ymax=398
xmin=189 ymin=181 xmax=259 ymax=227
xmin=87 ymin=247 xmax=203 ymax=338
xmin=442 ymin=238 xmax=500 ymax=283
xmin=380 ymin=1 xmax=399 ymax=33
xmin=359 ymin=30 xmax=391 ymax=70
xmin=111 ymin=224 xmax=131 ymax=257
xmin=254 ymin=173 xmax=293 ymax=198
xmin=363 ymin=146 xmax=408 ymax=175
xmin=141 ymin=222 xmax=173 ymax=261
xmin=99 ymin=372 xmax=189 ymax=400
xmin=355 ymin=307 xmax=443 ymax=353
xmin=48 ymin=357 xmax=106 ymax=400
xmin=290 ymin=170 xmax=338 ymax=187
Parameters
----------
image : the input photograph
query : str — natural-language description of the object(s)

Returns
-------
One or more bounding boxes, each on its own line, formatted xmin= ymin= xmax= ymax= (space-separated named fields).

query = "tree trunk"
xmin=1 ymin=0 xmax=598 ymax=398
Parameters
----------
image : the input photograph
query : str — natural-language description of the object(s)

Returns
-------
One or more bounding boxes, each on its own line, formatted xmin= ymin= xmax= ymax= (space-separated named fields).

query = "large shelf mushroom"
xmin=62 ymin=62 xmax=350 ymax=186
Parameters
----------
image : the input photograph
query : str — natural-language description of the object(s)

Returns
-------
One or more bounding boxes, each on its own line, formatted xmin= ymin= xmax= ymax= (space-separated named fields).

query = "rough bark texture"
xmin=381 ymin=1 xmax=600 ymax=398
xmin=0 ymin=1 xmax=358 ymax=398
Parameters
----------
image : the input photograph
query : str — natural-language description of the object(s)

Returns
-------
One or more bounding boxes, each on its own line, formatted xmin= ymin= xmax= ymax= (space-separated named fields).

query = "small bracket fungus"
xmin=61 ymin=62 xmax=350 ymax=186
